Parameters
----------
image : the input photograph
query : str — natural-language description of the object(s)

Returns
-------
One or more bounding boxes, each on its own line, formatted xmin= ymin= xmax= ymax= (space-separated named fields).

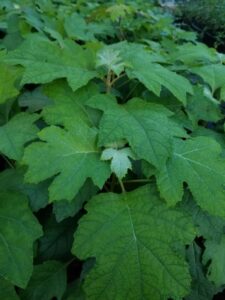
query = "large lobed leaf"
xmin=73 ymin=185 xmax=195 ymax=300
xmin=23 ymin=123 xmax=110 ymax=202
xmin=5 ymin=36 xmax=97 ymax=91
xmin=156 ymin=136 xmax=225 ymax=217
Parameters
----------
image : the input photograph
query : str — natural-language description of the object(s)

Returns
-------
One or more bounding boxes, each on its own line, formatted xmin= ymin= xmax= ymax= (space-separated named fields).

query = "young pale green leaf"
xmin=106 ymin=4 xmax=133 ymax=21
xmin=0 ymin=277 xmax=19 ymax=300
xmin=73 ymin=185 xmax=195 ymax=300
xmin=23 ymin=124 xmax=110 ymax=202
xmin=0 ymin=63 xmax=21 ymax=103
xmin=20 ymin=261 xmax=67 ymax=300
xmin=101 ymin=147 xmax=135 ymax=179
xmin=96 ymin=47 xmax=126 ymax=76
xmin=0 ymin=112 xmax=39 ymax=160
xmin=0 ymin=191 xmax=42 ymax=288
xmin=156 ymin=137 xmax=225 ymax=217
xmin=88 ymin=95 xmax=186 ymax=169
xmin=203 ymin=237 xmax=225 ymax=287
xmin=5 ymin=36 xmax=97 ymax=91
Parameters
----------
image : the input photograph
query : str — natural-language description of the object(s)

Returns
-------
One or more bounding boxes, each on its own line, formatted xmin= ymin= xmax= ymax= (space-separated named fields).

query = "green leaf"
xmin=170 ymin=42 xmax=218 ymax=65
xmin=203 ymin=237 xmax=225 ymax=287
xmin=18 ymin=87 xmax=53 ymax=113
xmin=65 ymin=13 xmax=94 ymax=41
xmin=156 ymin=137 xmax=225 ymax=217
xmin=191 ymin=64 xmax=225 ymax=93
xmin=0 ymin=63 xmax=21 ymax=104
xmin=73 ymin=185 xmax=195 ymax=300
xmin=101 ymin=147 xmax=135 ymax=179
xmin=5 ymin=36 xmax=97 ymax=91
xmin=106 ymin=4 xmax=133 ymax=21
xmin=20 ymin=261 xmax=67 ymax=300
xmin=115 ymin=43 xmax=193 ymax=103
xmin=186 ymin=86 xmax=222 ymax=127
xmin=0 ymin=191 xmax=42 ymax=288
xmin=38 ymin=216 xmax=75 ymax=262
xmin=0 ymin=112 xmax=39 ymax=160
xmin=0 ymin=169 xmax=49 ymax=212
xmin=129 ymin=61 xmax=193 ymax=104
xmin=23 ymin=124 xmax=110 ymax=202
xmin=63 ymin=280 xmax=85 ymax=300
xmin=180 ymin=192 xmax=225 ymax=242
xmin=42 ymin=80 xmax=99 ymax=128
xmin=191 ymin=127 xmax=225 ymax=156
xmin=185 ymin=243 xmax=219 ymax=300
xmin=88 ymin=95 xmax=186 ymax=169
xmin=53 ymin=179 xmax=98 ymax=222
xmin=0 ymin=277 xmax=19 ymax=300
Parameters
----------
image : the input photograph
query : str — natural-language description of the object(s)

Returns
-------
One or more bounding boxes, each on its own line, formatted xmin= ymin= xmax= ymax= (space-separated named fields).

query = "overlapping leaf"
xmin=73 ymin=185 xmax=195 ymax=300
xmin=88 ymin=95 xmax=186 ymax=168
xmin=185 ymin=243 xmax=219 ymax=300
xmin=156 ymin=136 xmax=225 ymax=217
xmin=0 ymin=63 xmax=21 ymax=103
xmin=0 ymin=169 xmax=49 ymax=212
xmin=186 ymin=86 xmax=222 ymax=126
xmin=23 ymin=123 xmax=110 ymax=202
xmin=111 ymin=42 xmax=193 ymax=103
xmin=65 ymin=13 xmax=112 ymax=41
xmin=42 ymin=81 xmax=99 ymax=128
xmin=0 ymin=278 xmax=19 ymax=300
xmin=170 ymin=42 xmax=218 ymax=65
xmin=20 ymin=261 xmax=67 ymax=300
xmin=18 ymin=87 xmax=52 ymax=113
xmin=38 ymin=216 xmax=76 ymax=262
xmin=5 ymin=36 xmax=97 ymax=91
xmin=53 ymin=179 xmax=98 ymax=222
xmin=0 ymin=112 xmax=39 ymax=160
xmin=0 ymin=191 xmax=42 ymax=288
xmin=191 ymin=64 xmax=225 ymax=93
xmin=180 ymin=193 xmax=225 ymax=242
xmin=203 ymin=237 xmax=225 ymax=287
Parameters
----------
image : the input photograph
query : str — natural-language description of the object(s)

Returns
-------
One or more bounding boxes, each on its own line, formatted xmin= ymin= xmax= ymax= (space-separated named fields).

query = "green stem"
xmin=118 ymin=178 xmax=126 ymax=193
xmin=123 ymin=179 xmax=152 ymax=184
xmin=110 ymin=73 xmax=126 ymax=86
xmin=2 ymin=155 xmax=15 ymax=169
xmin=106 ymin=69 xmax=112 ymax=94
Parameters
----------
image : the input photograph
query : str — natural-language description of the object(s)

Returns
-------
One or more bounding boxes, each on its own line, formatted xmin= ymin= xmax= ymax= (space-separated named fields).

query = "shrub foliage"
xmin=0 ymin=0 xmax=225 ymax=299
